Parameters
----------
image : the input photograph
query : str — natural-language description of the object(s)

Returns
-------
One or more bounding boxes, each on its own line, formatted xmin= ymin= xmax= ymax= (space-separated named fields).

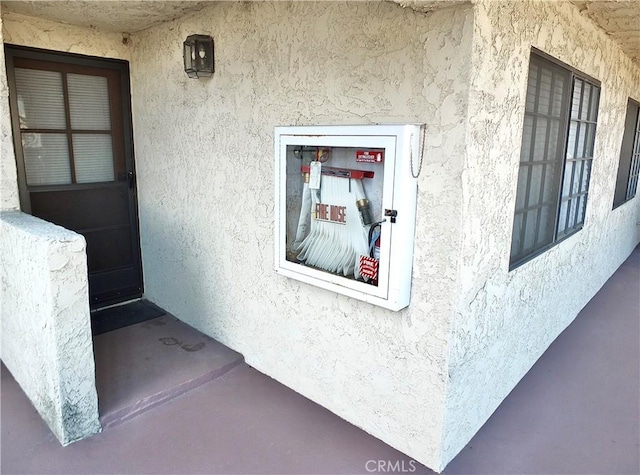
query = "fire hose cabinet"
xmin=274 ymin=124 xmax=422 ymax=311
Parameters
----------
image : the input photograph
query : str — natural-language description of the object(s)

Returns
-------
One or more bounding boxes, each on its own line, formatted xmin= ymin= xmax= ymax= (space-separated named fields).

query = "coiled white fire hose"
xmin=294 ymin=174 xmax=369 ymax=278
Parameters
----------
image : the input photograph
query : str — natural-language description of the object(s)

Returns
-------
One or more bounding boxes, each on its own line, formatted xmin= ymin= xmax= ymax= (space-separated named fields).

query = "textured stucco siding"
xmin=0 ymin=11 xmax=128 ymax=445
xmin=441 ymin=0 xmax=640 ymax=466
xmin=1 ymin=11 xmax=131 ymax=60
xmin=131 ymin=2 xmax=472 ymax=469
xmin=0 ymin=211 xmax=100 ymax=445
xmin=0 ymin=6 xmax=19 ymax=210
xmin=0 ymin=11 xmax=131 ymax=211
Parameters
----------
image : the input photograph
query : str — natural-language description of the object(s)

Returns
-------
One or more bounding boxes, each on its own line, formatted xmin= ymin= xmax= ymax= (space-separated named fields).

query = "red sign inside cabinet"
xmin=356 ymin=150 xmax=384 ymax=163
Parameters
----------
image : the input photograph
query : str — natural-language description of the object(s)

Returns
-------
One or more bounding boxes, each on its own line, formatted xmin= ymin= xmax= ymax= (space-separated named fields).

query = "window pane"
xmin=537 ymin=205 xmax=555 ymax=245
xmin=572 ymin=160 xmax=584 ymax=195
xmin=585 ymin=124 xmax=596 ymax=158
xmin=73 ymin=134 xmax=115 ymax=183
xmin=567 ymin=122 xmax=577 ymax=159
xmin=580 ymin=160 xmax=592 ymax=193
xmin=542 ymin=162 xmax=559 ymax=203
xmin=529 ymin=165 xmax=544 ymax=205
xmin=511 ymin=213 xmax=524 ymax=258
xmin=551 ymin=73 xmax=565 ymax=117
xmin=539 ymin=68 xmax=552 ymax=115
xmin=575 ymin=195 xmax=587 ymax=226
xmin=526 ymin=63 xmax=539 ymax=111
xmin=571 ymin=80 xmax=582 ymax=120
xmin=515 ymin=167 xmax=529 ymax=211
xmin=562 ymin=161 xmax=574 ymax=197
xmin=14 ymin=68 xmax=66 ymax=130
xmin=22 ymin=133 xmax=71 ymax=186
xmin=589 ymin=88 xmax=600 ymax=121
xmin=547 ymin=119 xmax=560 ymax=158
xmin=567 ymin=198 xmax=577 ymax=228
xmin=521 ymin=115 xmax=533 ymax=161
xmin=67 ymin=74 xmax=111 ymax=130
xmin=580 ymin=83 xmax=591 ymax=120
xmin=533 ymin=118 xmax=548 ymax=161
xmin=576 ymin=122 xmax=587 ymax=158
xmin=523 ymin=210 xmax=538 ymax=253
xmin=557 ymin=200 xmax=568 ymax=235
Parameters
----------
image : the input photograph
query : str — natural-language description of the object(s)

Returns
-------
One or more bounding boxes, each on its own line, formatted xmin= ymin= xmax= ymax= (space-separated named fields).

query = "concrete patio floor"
xmin=1 ymin=245 xmax=638 ymax=474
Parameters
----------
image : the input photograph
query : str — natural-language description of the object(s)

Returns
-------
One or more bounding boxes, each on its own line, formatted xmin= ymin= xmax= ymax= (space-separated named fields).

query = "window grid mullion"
xmin=61 ymin=72 xmax=77 ymax=184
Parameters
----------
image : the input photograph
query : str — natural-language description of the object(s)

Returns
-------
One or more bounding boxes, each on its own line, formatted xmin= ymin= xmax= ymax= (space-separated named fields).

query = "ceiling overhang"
xmin=1 ymin=1 xmax=638 ymax=64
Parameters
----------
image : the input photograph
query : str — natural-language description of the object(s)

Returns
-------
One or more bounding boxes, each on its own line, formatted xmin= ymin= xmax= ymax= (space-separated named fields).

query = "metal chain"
xmin=411 ymin=125 xmax=426 ymax=179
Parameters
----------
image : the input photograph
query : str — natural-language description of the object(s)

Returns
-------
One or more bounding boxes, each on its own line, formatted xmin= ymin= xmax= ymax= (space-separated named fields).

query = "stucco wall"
xmin=0 ymin=6 xmax=19 ymax=210
xmin=0 ymin=211 xmax=100 ymax=445
xmin=441 ymin=0 xmax=640 ymax=466
xmin=0 ymin=13 xmax=128 ymax=445
xmin=0 ymin=11 xmax=131 ymax=211
xmin=131 ymin=1 xmax=472 ymax=469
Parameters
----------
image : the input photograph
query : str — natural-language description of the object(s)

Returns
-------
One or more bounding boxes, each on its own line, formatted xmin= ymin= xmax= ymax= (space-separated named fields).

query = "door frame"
xmin=5 ymin=44 xmax=144 ymax=308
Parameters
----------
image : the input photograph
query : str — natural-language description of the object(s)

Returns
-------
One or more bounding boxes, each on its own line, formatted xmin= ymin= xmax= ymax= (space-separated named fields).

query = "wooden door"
xmin=5 ymin=46 xmax=142 ymax=308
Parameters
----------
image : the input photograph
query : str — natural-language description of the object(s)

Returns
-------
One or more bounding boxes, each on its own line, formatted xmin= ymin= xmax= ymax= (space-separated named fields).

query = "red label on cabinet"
xmin=356 ymin=150 xmax=384 ymax=163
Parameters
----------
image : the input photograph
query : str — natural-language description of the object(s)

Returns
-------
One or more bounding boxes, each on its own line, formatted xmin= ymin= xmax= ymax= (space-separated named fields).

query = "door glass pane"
xmin=22 ymin=133 xmax=71 ymax=185
xmin=14 ymin=68 xmax=66 ymax=130
xmin=73 ymin=134 xmax=115 ymax=183
xmin=67 ymin=74 xmax=111 ymax=130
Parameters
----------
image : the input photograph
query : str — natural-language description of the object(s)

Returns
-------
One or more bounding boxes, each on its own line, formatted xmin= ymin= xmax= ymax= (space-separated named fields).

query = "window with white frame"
xmin=612 ymin=99 xmax=640 ymax=209
xmin=510 ymin=51 xmax=600 ymax=269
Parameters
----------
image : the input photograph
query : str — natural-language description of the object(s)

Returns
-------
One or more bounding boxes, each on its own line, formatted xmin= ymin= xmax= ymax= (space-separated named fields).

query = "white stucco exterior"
xmin=440 ymin=0 xmax=640 ymax=466
xmin=0 ymin=11 xmax=128 ymax=445
xmin=0 ymin=211 xmax=100 ymax=445
xmin=130 ymin=2 xmax=472 ymax=468
xmin=0 ymin=6 xmax=19 ymax=210
xmin=1 ymin=0 xmax=638 ymax=471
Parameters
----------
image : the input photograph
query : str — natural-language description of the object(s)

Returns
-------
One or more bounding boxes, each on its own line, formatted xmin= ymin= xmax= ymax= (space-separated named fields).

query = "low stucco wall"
xmin=441 ymin=0 xmax=640 ymax=466
xmin=0 ymin=211 xmax=100 ymax=445
xmin=130 ymin=1 xmax=472 ymax=469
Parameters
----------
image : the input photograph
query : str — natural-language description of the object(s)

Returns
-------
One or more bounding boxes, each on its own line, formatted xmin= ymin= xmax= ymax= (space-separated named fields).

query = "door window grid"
xmin=510 ymin=52 xmax=600 ymax=269
xmin=14 ymin=67 xmax=114 ymax=187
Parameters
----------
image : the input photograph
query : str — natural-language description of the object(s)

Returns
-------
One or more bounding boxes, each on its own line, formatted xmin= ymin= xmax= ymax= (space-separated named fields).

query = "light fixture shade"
xmin=183 ymin=34 xmax=214 ymax=79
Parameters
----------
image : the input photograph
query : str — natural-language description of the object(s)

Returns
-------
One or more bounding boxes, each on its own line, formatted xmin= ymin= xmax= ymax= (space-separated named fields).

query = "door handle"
xmin=127 ymin=171 xmax=135 ymax=190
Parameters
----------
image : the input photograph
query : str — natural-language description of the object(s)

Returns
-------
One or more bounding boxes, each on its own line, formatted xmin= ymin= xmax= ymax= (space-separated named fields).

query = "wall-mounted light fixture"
xmin=183 ymin=34 xmax=214 ymax=78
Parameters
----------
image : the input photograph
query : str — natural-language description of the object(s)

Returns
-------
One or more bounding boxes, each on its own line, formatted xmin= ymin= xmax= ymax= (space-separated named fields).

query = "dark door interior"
xmin=5 ymin=46 xmax=143 ymax=308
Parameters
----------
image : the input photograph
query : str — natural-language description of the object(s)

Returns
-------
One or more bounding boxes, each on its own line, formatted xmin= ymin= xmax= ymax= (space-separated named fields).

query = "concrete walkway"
xmin=2 ymin=246 xmax=638 ymax=474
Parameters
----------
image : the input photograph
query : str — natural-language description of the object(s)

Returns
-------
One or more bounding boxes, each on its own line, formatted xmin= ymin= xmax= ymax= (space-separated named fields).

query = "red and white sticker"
xmin=356 ymin=150 xmax=384 ymax=163
xmin=359 ymin=255 xmax=379 ymax=280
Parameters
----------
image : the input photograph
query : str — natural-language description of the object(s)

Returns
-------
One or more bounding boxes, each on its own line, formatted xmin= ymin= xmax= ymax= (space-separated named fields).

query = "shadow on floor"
xmin=1 ymin=247 xmax=638 ymax=474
